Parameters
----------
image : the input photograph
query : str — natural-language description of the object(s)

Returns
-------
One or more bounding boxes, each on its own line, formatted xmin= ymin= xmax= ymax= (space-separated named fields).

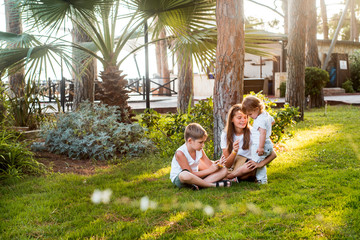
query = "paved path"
xmin=128 ymin=94 xmax=360 ymax=112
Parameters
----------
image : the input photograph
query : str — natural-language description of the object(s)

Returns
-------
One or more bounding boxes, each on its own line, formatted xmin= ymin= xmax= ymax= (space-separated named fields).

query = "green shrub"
xmin=342 ymin=79 xmax=355 ymax=93
xmin=305 ymin=67 xmax=329 ymax=97
xmin=140 ymin=94 xmax=299 ymax=158
xmin=349 ymin=50 xmax=360 ymax=92
xmin=246 ymin=92 xmax=300 ymax=144
xmin=139 ymin=98 xmax=214 ymax=158
xmin=279 ymin=81 xmax=286 ymax=98
xmin=41 ymin=101 xmax=153 ymax=160
xmin=0 ymin=130 xmax=45 ymax=181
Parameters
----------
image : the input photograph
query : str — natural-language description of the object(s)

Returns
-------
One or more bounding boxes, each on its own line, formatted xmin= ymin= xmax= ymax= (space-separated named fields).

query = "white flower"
xmin=140 ymin=196 xmax=150 ymax=211
xmin=140 ymin=196 xmax=157 ymax=211
xmin=203 ymin=205 xmax=214 ymax=216
xmin=101 ymin=189 xmax=112 ymax=204
xmin=91 ymin=189 xmax=113 ymax=204
xmin=91 ymin=189 xmax=102 ymax=204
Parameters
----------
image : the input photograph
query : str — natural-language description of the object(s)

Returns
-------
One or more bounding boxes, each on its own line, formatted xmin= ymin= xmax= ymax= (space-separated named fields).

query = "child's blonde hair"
xmin=242 ymin=95 xmax=264 ymax=114
xmin=184 ymin=123 xmax=208 ymax=141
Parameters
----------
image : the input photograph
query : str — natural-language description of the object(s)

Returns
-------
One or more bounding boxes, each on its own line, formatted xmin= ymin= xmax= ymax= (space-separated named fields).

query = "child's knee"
xmin=179 ymin=171 xmax=192 ymax=182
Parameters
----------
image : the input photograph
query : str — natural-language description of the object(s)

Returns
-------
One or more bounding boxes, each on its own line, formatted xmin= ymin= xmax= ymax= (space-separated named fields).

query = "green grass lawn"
xmin=1 ymin=105 xmax=360 ymax=239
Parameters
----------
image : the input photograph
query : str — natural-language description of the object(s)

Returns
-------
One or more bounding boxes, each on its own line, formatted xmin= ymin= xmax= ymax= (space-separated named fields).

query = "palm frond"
xmin=20 ymin=0 xmax=114 ymax=33
xmin=0 ymin=31 xmax=40 ymax=48
xmin=0 ymin=44 xmax=73 ymax=81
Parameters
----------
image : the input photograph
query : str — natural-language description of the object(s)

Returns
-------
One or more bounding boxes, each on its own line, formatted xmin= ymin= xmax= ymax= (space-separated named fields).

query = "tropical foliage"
xmin=0 ymin=130 xmax=45 ymax=182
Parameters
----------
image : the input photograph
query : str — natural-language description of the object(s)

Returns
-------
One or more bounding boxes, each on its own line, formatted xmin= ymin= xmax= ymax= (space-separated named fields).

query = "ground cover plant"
xmin=1 ymin=105 xmax=360 ymax=239
xmin=40 ymin=102 xmax=153 ymax=160
xmin=0 ymin=130 xmax=45 ymax=182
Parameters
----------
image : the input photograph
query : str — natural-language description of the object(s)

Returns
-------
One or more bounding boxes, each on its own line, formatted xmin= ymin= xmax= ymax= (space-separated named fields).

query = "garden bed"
xmin=34 ymin=151 xmax=110 ymax=175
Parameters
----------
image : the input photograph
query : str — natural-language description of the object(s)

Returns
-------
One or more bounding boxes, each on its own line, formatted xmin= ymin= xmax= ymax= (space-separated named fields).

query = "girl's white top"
xmin=169 ymin=143 xmax=203 ymax=182
xmin=251 ymin=111 xmax=274 ymax=144
xmin=220 ymin=131 xmax=252 ymax=159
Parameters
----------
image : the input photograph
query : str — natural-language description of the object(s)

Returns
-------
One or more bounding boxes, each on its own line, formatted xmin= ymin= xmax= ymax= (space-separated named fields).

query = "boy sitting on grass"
xmin=170 ymin=123 xmax=231 ymax=190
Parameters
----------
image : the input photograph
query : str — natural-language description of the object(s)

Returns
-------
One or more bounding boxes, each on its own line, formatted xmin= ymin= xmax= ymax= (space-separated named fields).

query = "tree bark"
xmin=72 ymin=26 xmax=96 ymax=110
xmin=282 ymin=0 xmax=288 ymax=34
xmin=306 ymin=0 xmax=321 ymax=68
xmin=155 ymin=29 xmax=162 ymax=94
xmin=286 ymin=0 xmax=307 ymax=120
xmin=320 ymin=0 xmax=329 ymax=40
xmin=177 ymin=50 xmax=193 ymax=113
xmin=5 ymin=0 xmax=24 ymax=97
xmin=155 ymin=38 xmax=162 ymax=70
xmin=160 ymin=29 xmax=170 ymax=96
xmin=96 ymin=65 xmax=133 ymax=123
xmin=350 ymin=0 xmax=358 ymax=41
xmin=214 ymin=0 xmax=245 ymax=157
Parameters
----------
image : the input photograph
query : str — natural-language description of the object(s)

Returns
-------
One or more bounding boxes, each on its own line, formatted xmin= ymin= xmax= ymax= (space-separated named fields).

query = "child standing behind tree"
xmin=170 ymin=123 xmax=231 ymax=190
xmin=242 ymin=96 xmax=275 ymax=184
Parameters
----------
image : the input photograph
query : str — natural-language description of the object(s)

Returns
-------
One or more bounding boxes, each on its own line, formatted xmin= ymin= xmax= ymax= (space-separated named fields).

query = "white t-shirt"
xmin=251 ymin=111 xmax=274 ymax=145
xmin=169 ymin=143 xmax=203 ymax=183
xmin=220 ymin=131 xmax=252 ymax=159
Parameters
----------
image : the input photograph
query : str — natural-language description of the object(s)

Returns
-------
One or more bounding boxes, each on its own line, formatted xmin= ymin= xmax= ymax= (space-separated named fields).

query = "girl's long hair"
xmin=224 ymin=104 xmax=251 ymax=154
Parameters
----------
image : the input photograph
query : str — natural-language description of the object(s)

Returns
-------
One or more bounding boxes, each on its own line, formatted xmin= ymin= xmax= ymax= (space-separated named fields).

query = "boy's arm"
xmin=257 ymin=127 xmax=266 ymax=155
xmin=175 ymin=150 xmax=218 ymax=178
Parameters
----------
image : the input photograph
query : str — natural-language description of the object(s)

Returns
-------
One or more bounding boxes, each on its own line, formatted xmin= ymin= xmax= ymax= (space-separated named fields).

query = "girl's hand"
xmin=213 ymin=159 xmax=224 ymax=168
xmin=233 ymin=139 xmax=240 ymax=152
xmin=245 ymin=160 xmax=258 ymax=170
xmin=209 ymin=163 xmax=220 ymax=172
xmin=219 ymin=155 xmax=227 ymax=165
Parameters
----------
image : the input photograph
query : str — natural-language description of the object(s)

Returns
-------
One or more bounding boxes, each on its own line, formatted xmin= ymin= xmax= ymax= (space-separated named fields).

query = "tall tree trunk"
xmin=155 ymin=34 xmax=162 ymax=90
xmin=160 ymin=29 xmax=171 ymax=96
xmin=5 ymin=0 xmax=24 ymax=97
xmin=214 ymin=0 xmax=245 ymax=158
xmin=177 ymin=50 xmax=193 ymax=112
xmin=282 ymin=0 xmax=288 ymax=34
xmin=72 ymin=26 xmax=96 ymax=110
xmin=286 ymin=0 xmax=307 ymax=120
xmin=320 ymin=0 xmax=329 ymax=40
xmin=306 ymin=0 xmax=321 ymax=68
xmin=350 ymin=0 xmax=358 ymax=41
xmin=306 ymin=0 xmax=324 ymax=108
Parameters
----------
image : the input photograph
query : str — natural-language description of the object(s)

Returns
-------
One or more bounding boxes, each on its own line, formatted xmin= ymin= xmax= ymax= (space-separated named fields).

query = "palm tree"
xmin=1 ymin=0 xmax=219 ymax=119
xmin=2 ymin=0 xmax=155 ymax=122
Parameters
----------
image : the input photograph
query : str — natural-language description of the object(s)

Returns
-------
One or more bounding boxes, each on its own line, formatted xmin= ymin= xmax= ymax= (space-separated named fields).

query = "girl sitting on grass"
xmin=220 ymin=103 xmax=277 ymax=183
